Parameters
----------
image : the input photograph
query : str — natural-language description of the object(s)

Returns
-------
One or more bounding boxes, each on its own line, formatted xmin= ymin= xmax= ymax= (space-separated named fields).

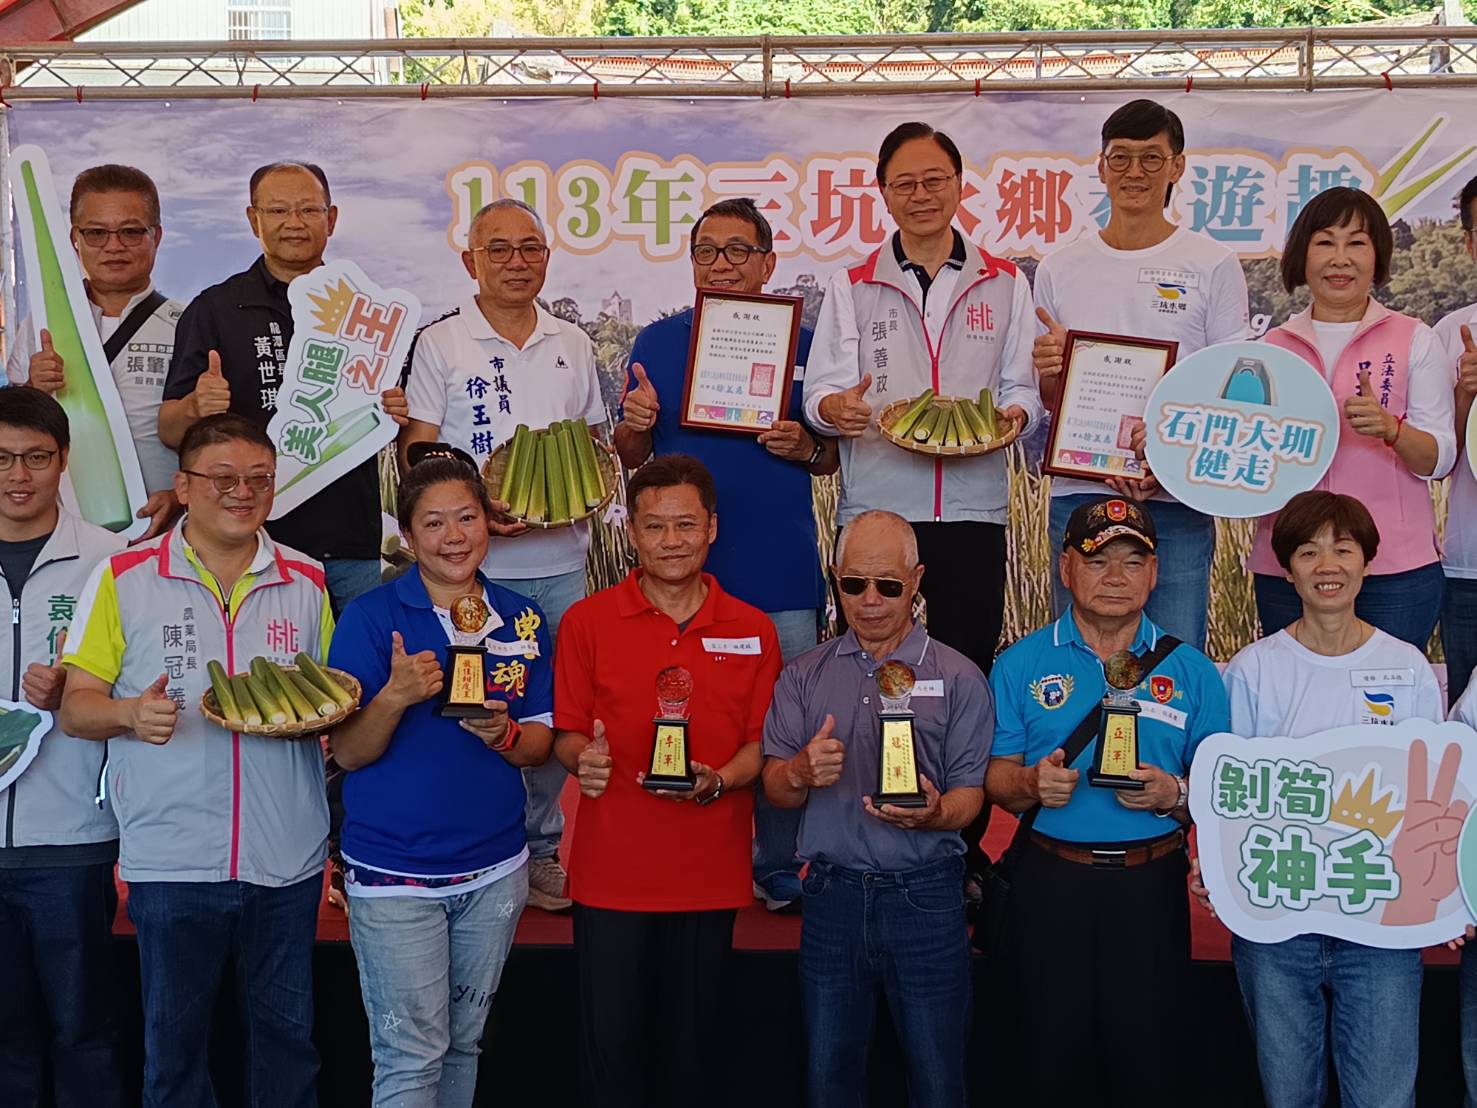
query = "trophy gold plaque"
xmin=1088 ymin=650 xmax=1145 ymax=790
xmin=643 ymin=665 xmax=696 ymax=792
xmin=436 ymin=594 xmax=494 ymax=719
xmin=872 ymin=660 xmax=927 ymax=809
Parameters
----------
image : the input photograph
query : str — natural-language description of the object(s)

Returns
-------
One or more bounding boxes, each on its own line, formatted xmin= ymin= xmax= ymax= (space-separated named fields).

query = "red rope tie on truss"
xmin=784 ymin=78 xmax=791 ymax=98
xmin=975 ymin=77 xmax=981 ymax=96
xmin=1382 ymin=70 xmax=1394 ymax=90
xmin=1185 ymin=75 xmax=1194 ymax=92
xmin=75 ymin=86 xmax=84 ymax=103
xmin=592 ymin=80 xmax=599 ymax=100
xmin=420 ymin=82 xmax=430 ymax=100
xmin=251 ymin=84 xmax=260 ymax=102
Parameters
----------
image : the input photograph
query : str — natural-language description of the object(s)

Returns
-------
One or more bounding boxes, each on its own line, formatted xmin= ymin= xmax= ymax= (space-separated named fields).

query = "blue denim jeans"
xmin=752 ymin=608 xmax=819 ymax=885
xmin=488 ymin=569 xmax=586 ymax=860
xmin=1443 ymin=575 xmax=1477 ymax=706
xmin=323 ymin=557 xmax=384 ymax=616
xmin=1231 ymin=934 xmax=1421 ymax=1108
xmin=127 ymin=875 xmax=322 ymax=1108
xmin=1049 ymin=493 xmax=1213 ymax=650
xmin=348 ymin=865 xmax=528 ymax=1108
xmin=0 ymin=861 xmax=126 ymax=1108
xmin=1254 ymin=561 xmax=1445 ymax=649
xmin=799 ymin=856 xmax=971 ymax=1108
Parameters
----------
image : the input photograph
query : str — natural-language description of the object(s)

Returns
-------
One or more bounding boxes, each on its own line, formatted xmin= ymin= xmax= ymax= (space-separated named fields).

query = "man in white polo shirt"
xmin=1033 ymin=99 xmax=1252 ymax=651
xmin=398 ymin=198 xmax=605 ymax=913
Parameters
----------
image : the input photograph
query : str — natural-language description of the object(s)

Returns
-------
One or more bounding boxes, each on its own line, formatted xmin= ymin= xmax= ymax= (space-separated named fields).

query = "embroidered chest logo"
xmin=1030 ymin=673 xmax=1074 ymax=710
xmin=1150 ymin=675 xmax=1175 ymax=703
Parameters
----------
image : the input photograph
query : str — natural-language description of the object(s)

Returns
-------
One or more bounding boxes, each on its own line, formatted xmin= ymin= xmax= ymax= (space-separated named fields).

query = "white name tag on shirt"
xmin=484 ymin=638 xmax=540 ymax=658
xmin=1349 ymin=668 xmax=1416 ymax=688
xmin=703 ymin=637 xmax=761 ymax=655
xmin=911 ymin=680 xmax=944 ymax=698
xmin=1139 ymin=700 xmax=1187 ymax=729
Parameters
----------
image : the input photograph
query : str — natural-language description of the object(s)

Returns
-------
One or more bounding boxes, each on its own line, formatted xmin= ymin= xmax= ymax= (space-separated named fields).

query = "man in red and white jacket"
xmin=803 ymin=121 xmax=1043 ymax=677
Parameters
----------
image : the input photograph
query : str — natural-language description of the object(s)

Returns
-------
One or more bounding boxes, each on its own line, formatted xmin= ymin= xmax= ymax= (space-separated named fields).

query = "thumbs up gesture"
xmin=1032 ymin=307 xmax=1068 ymax=379
xmin=1457 ymin=324 xmax=1477 ymax=401
xmin=1034 ymin=747 xmax=1079 ymax=808
xmin=21 ymin=628 xmax=67 ymax=711
xmin=786 ymin=713 xmax=846 ymax=789
xmin=191 ymin=350 xmax=232 ymax=419
xmin=1343 ymin=364 xmax=1397 ymax=442
xmin=577 ymin=718 xmax=614 ymax=798
xmin=26 ymin=328 xmax=65 ymax=394
xmin=621 ymin=363 xmax=660 ymax=433
xmin=382 ymin=630 xmax=443 ymax=710
xmin=818 ymin=373 xmax=873 ymax=438
xmin=130 ymin=673 xmax=180 ymax=745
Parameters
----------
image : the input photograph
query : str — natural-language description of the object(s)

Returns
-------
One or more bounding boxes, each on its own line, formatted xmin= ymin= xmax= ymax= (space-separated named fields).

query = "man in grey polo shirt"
xmin=762 ymin=509 xmax=993 ymax=1108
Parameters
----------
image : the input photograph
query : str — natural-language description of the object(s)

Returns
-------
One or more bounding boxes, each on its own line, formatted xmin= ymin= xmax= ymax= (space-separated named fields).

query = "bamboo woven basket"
xmin=481 ymin=429 xmax=618 ymax=531
xmin=877 ymin=396 xmax=1021 ymax=457
xmin=200 ymin=665 xmax=361 ymax=739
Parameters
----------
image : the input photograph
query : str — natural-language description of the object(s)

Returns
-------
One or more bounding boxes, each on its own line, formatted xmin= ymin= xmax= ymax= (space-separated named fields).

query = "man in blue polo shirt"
xmin=613 ymin=197 xmax=837 ymax=912
xmin=986 ymin=496 xmax=1228 ymax=1106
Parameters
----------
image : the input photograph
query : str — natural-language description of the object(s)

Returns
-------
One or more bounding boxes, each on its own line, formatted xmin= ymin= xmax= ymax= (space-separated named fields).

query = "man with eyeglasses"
xmin=612 ymin=197 xmax=837 ymax=912
xmin=399 ymin=197 xmax=605 ymax=913
xmin=803 ymin=121 xmax=1042 ymax=682
xmin=761 ymin=508 xmax=992 ymax=1107
xmin=161 ymin=160 xmax=408 ymax=614
xmin=0 ymin=387 xmax=129 ymax=1108
xmin=985 ymin=495 xmax=1227 ymax=1103
xmin=1032 ymin=99 xmax=1251 ymax=650
xmin=10 ymin=164 xmax=184 ymax=540
xmin=59 ymin=412 xmax=335 ymax=1108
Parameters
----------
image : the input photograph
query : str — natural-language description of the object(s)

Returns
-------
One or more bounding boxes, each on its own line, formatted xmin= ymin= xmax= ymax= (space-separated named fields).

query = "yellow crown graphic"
xmin=307 ymin=278 xmax=355 ymax=335
xmin=1328 ymin=769 xmax=1403 ymax=839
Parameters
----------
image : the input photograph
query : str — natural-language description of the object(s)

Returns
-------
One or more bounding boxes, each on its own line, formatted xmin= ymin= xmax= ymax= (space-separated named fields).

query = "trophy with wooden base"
xmin=1088 ymin=650 xmax=1145 ymax=790
xmin=643 ymin=665 xmax=696 ymax=792
xmin=436 ymin=594 xmax=494 ymax=719
xmin=871 ymin=660 xmax=927 ymax=809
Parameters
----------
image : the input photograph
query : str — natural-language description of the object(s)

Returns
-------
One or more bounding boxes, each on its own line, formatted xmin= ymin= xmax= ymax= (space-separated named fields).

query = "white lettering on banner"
xmin=1349 ymin=669 xmax=1417 ymax=688
xmin=911 ymin=680 xmax=944 ymax=698
xmin=702 ymin=637 xmax=761 ymax=655
xmin=485 ymin=638 xmax=541 ymax=658
xmin=1139 ymin=700 xmax=1187 ymax=729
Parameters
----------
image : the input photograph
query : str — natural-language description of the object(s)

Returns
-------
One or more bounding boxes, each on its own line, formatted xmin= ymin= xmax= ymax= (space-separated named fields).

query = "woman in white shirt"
xmin=1224 ymin=490 xmax=1440 ymax=1108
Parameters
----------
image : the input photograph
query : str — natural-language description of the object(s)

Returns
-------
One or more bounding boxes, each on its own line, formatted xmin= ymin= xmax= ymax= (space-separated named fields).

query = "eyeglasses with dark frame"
xmin=1103 ymin=151 xmax=1172 ymax=173
xmin=181 ymin=470 xmax=276 ymax=495
xmin=479 ymin=242 xmax=551 ymax=264
xmin=252 ymin=204 xmax=331 ymax=222
xmin=690 ymin=242 xmax=770 ymax=266
xmin=883 ymin=173 xmax=957 ymax=195
xmin=835 ymin=574 xmax=908 ymax=599
xmin=0 ymin=449 xmax=60 ymax=472
xmin=74 ymin=226 xmax=155 ymax=248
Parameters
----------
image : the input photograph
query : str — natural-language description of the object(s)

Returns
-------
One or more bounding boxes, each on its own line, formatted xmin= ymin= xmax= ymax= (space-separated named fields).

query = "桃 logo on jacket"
xmin=1362 ymin=691 xmax=1395 ymax=718
xmin=1030 ymin=673 xmax=1074 ymax=710
xmin=1150 ymin=675 xmax=1175 ymax=703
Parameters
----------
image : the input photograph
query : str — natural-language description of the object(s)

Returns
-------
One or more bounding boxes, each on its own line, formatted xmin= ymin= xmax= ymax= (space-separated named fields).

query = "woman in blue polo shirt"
xmin=328 ymin=444 xmax=555 ymax=1108
xmin=1221 ymin=490 xmax=1443 ymax=1108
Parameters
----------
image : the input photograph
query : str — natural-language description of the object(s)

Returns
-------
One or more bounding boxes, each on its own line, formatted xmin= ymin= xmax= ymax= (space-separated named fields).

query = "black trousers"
xmin=573 ymin=903 xmax=737 ymax=1108
xmin=1000 ymin=836 xmax=1192 ymax=1106
xmin=835 ymin=520 xmax=1006 ymax=677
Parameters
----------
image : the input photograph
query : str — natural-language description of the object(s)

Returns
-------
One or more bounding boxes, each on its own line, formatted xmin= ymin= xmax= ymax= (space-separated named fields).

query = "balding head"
xmin=836 ymin=510 xmax=918 ymax=571
xmin=833 ymin=511 xmax=924 ymax=647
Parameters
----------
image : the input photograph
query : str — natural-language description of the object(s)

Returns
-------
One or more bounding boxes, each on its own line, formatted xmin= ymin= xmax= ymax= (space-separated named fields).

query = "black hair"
xmin=397 ymin=442 xmax=493 ymax=529
xmin=1459 ymin=174 xmax=1477 ymax=232
xmin=691 ymin=198 xmax=773 ymax=253
xmin=178 ymin=413 xmax=271 ymax=469
xmin=0 ymin=385 xmax=69 ymax=452
xmin=1101 ymin=99 xmax=1185 ymax=155
xmin=626 ymin=453 xmax=717 ymax=516
xmin=876 ymin=122 xmax=963 ymax=186
xmin=71 ymin=164 xmax=161 ymax=226
xmin=1271 ymin=490 xmax=1379 ymax=570
xmin=249 ymin=161 xmax=332 ymax=207
xmin=1279 ymin=187 xmax=1394 ymax=292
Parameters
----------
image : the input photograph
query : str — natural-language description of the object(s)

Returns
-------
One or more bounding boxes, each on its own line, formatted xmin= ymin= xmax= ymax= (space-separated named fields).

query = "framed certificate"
xmin=680 ymin=288 xmax=803 ymax=434
xmin=1043 ymin=331 xmax=1178 ymax=482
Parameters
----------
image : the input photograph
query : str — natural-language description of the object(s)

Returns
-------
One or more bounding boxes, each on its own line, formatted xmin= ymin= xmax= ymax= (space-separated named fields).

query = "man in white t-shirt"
xmin=399 ymin=198 xmax=606 ymax=913
xmin=10 ymin=164 xmax=183 ymax=540
xmin=1033 ymin=99 xmax=1252 ymax=650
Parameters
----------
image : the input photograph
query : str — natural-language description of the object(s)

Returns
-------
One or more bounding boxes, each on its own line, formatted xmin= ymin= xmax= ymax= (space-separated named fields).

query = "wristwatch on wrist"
xmin=1154 ymin=774 xmax=1188 ymax=818
xmin=696 ymin=771 xmax=726 ymax=807
xmin=806 ymin=438 xmax=825 ymax=468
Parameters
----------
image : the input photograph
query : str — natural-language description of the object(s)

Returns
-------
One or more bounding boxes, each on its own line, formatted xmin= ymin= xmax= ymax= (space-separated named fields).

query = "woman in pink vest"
xmin=1250 ymin=187 xmax=1455 ymax=647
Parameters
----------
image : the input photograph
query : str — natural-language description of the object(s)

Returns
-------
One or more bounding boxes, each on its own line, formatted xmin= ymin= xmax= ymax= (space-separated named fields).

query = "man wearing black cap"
xmin=984 ymin=496 xmax=1229 ymax=1105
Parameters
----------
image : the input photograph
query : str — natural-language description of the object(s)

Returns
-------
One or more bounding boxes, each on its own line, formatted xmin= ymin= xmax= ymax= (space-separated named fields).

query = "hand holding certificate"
xmin=681 ymin=288 xmax=803 ymax=434
xmin=1043 ymin=331 xmax=1178 ymax=483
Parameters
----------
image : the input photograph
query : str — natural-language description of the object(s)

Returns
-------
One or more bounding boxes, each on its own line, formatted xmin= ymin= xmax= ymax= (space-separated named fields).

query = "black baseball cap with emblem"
xmin=1062 ymin=497 xmax=1156 ymax=555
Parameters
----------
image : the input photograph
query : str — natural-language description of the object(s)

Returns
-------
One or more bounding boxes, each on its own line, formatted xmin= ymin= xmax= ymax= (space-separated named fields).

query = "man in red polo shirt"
xmin=554 ymin=452 xmax=781 ymax=1108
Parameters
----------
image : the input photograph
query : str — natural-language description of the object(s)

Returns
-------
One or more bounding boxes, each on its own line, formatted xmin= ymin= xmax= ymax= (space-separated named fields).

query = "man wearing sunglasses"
xmin=399 ymin=197 xmax=606 ymax=914
xmin=60 ymin=412 xmax=335 ymax=1108
xmin=612 ymin=197 xmax=838 ymax=913
xmin=162 ymin=161 xmax=409 ymax=615
xmin=762 ymin=509 xmax=993 ymax=1107
xmin=10 ymin=165 xmax=184 ymax=541
xmin=1032 ymin=99 xmax=1251 ymax=651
